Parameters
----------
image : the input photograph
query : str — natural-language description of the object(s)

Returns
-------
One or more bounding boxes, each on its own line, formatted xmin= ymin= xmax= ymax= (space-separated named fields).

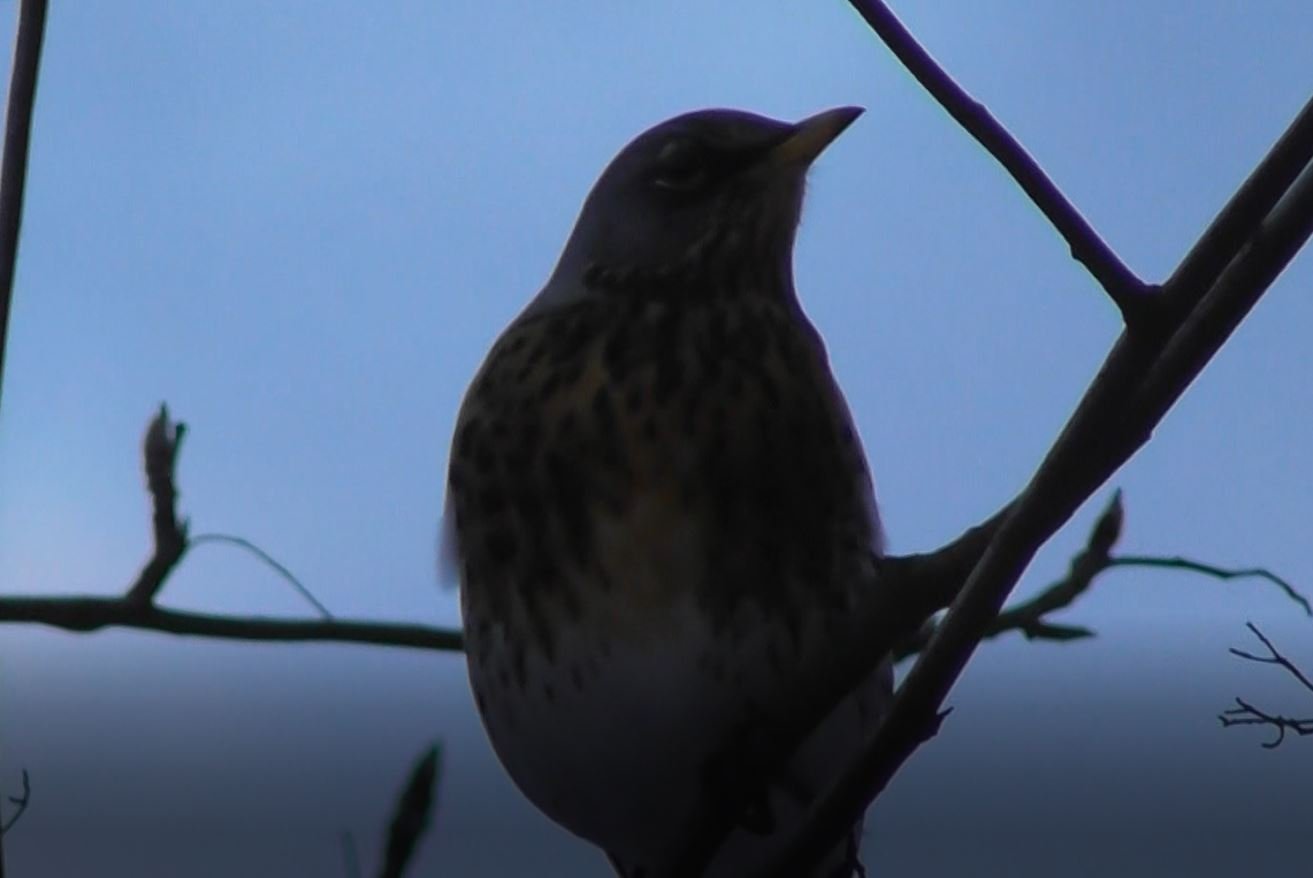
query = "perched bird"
xmin=443 ymin=107 xmax=890 ymax=877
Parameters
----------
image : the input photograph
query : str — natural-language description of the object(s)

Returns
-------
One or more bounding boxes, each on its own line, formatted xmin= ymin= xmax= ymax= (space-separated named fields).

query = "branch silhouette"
xmin=12 ymin=409 xmax=1300 ymax=659
xmin=0 ymin=4 xmax=50 ymax=875
xmin=892 ymin=493 xmax=1310 ymax=662
xmin=0 ymin=0 xmax=46 ymax=415
xmin=0 ymin=771 xmax=30 ymax=837
xmin=746 ymin=4 xmax=1313 ymax=874
xmin=844 ymin=0 xmax=1148 ymax=316
xmin=1219 ymin=623 xmax=1313 ymax=748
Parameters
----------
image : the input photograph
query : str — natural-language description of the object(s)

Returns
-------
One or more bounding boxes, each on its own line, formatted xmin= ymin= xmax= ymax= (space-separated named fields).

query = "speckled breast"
xmin=447 ymin=285 xmax=885 ymax=870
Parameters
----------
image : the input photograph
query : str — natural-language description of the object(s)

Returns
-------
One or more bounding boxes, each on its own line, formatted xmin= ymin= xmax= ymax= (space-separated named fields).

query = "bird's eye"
xmin=652 ymin=139 xmax=710 ymax=192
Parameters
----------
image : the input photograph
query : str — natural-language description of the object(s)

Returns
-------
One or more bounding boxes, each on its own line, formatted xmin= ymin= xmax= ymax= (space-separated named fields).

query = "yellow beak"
xmin=768 ymin=106 xmax=864 ymax=168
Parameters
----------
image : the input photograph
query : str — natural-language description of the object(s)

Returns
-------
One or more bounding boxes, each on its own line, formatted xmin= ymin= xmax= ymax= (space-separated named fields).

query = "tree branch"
xmin=892 ymin=496 xmax=1311 ymax=662
xmin=18 ymin=401 xmax=1299 ymax=696
xmin=1229 ymin=622 xmax=1313 ymax=693
xmin=0 ymin=593 xmax=464 ymax=651
xmin=1219 ymin=699 xmax=1313 ymax=749
xmin=1220 ymin=625 xmax=1313 ymax=748
xmin=0 ymin=405 xmax=466 ymax=651
xmin=1109 ymin=558 xmax=1311 ymax=617
xmin=0 ymin=7 xmax=49 ymax=875
xmin=844 ymin=0 xmax=1150 ymax=317
xmin=126 ymin=406 xmax=189 ymax=604
xmin=0 ymin=771 xmax=29 ymax=836
xmin=0 ymin=0 xmax=47 ymax=416
xmin=746 ymin=7 xmax=1313 ymax=874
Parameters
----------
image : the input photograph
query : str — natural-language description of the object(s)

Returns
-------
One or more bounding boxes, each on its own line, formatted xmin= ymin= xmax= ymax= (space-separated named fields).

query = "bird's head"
xmin=538 ymin=106 xmax=863 ymax=308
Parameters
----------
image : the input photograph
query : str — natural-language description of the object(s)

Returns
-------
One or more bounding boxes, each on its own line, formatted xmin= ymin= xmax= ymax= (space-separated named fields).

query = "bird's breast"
xmin=450 ymin=291 xmax=878 ymax=657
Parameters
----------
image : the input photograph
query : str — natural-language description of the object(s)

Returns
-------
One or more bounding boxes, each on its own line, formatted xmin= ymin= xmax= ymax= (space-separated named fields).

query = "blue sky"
xmin=1 ymin=2 xmax=1311 ymax=875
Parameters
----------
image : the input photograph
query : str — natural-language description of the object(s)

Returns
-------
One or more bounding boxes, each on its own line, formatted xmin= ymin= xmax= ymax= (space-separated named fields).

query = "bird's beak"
xmin=767 ymin=106 xmax=864 ymax=168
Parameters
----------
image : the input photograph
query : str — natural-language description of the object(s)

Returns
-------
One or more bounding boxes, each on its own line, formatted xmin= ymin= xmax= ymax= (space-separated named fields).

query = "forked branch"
xmin=1219 ymin=623 xmax=1313 ymax=748
xmin=752 ymin=4 xmax=1313 ymax=875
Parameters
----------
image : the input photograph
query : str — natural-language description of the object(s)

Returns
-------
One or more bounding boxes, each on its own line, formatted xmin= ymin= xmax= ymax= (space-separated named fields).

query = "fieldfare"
xmin=444 ymin=107 xmax=890 ymax=877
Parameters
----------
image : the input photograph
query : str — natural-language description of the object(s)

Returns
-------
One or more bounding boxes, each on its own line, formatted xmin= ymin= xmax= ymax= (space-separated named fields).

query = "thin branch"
xmin=1220 ymin=625 xmax=1313 ymax=749
xmin=126 ymin=405 xmax=189 ymax=604
xmin=893 ymin=493 xmax=1310 ymax=661
xmin=0 ymin=594 xmax=464 ymax=651
xmin=0 ymin=770 xmax=30 ymax=835
xmin=190 ymin=532 xmax=334 ymax=620
xmin=0 ymin=416 xmax=971 ymax=657
xmin=1229 ymin=622 xmax=1313 ymax=694
xmin=1111 ymin=557 xmax=1311 ymax=617
xmin=755 ymin=14 xmax=1313 ymax=874
xmin=0 ymin=8 xmax=48 ymax=876
xmin=0 ymin=0 xmax=48 ymax=414
xmin=1220 ymin=698 xmax=1313 ymax=749
xmin=844 ymin=0 xmax=1149 ymax=316
xmin=0 ymin=404 xmax=453 ymax=650
xmin=893 ymin=490 xmax=1122 ymax=661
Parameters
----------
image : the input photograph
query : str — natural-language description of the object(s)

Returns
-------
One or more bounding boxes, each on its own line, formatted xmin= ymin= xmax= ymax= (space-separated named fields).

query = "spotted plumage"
xmin=444 ymin=107 xmax=889 ymax=877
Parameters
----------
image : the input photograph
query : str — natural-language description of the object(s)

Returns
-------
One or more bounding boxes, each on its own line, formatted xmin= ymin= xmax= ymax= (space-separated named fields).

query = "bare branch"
xmin=1220 ymin=699 xmax=1313 ymax=749
xmin=1132 ymin=153 xmax=1313 ymax=427
xmin=893 ymin=495 xmax=1310 ymax=662
xmin=750 ymin=12 xmax=1313 ymax=875
xmin=1111 ymin=557 xmax=1311 ymax=617
xmin=0 ymin=770 xmax=30 ymax=836
xmin=1221 ymin=627 xmax=1313 ymax=749
xmin=893 ymin=490 xmax=1121 ymax=661
xmin=1230 ymin=623 xmax=1313 ymax=694
xmin=126 ymin=406 xmax=189 ymax=604
xmin=0 ymin=7 xmax=49 ymax=875
xmin=844 ymin=0 xmax=1149 ymax=316
xmin=0 ymin=0 xmax=48 ymax=414
xmin=0 ymin=593 xmax=464 ymax=651
xmin=0 ymin=407 xmax=455 ymax=650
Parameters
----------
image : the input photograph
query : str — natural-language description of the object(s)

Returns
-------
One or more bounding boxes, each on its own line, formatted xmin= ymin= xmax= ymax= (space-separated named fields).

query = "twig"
xmin=1111 ymin=558 xmax=1311 ymax=617
xmin=0 ymin=770 xmax=30 ymax=835
xmin=190 ymin=532 xmax=334 ymax=620
xmin=844 ymin=0 xmax=1149 ymax=317
xmin=752 ymin=11 xmax=1313 ymax=875
xmin=0 ymin=594 xmax=464 ymax=651
xmin=126 ymin=406 xmax=189 ymax=604
xmin=2 ymin=416 xmax=1299 ymax=673
xmin=0 ymin=7 xmax=48 ymax=875
xmin=893 ymin=491 xmax=1122 ymax=661
xmin=1220 ymin=625 xmax=1313 ymax=749
xmin=0 ymin=0 xmax=47 ymax=414
xmin=895 ymin=544 xmax=1311 ymax=662
xmin=1230 ymin=622 xmax=1313 ymax=694
xmin=1219 ymin=698 xmax=1313 ymax=749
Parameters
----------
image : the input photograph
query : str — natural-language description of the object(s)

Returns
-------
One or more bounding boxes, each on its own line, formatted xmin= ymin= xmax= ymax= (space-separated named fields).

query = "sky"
xmin=1 ymin=1 xmax=1311 ymax=876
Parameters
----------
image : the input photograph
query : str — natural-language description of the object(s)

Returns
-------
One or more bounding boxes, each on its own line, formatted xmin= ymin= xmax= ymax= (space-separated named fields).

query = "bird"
xmin=442 ymin=106 xmax=891 ymax=877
